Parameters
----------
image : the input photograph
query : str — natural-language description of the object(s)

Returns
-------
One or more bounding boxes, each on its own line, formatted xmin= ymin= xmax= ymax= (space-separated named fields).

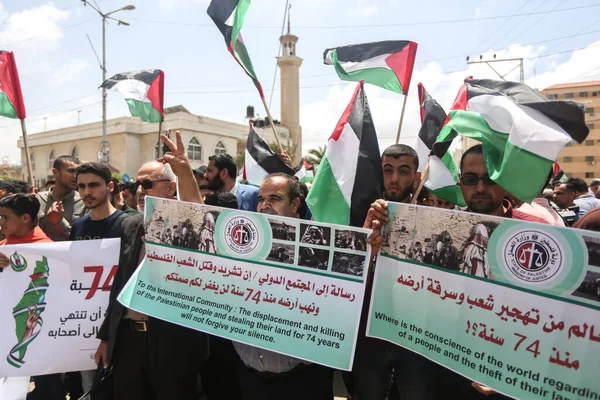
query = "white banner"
xmin=0 ymin=239 xmax=120 ymax=377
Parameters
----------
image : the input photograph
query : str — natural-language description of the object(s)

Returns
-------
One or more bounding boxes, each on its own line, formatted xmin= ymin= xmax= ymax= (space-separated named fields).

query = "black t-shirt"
xmin=69 ymin=210 xmax=125 ymax=241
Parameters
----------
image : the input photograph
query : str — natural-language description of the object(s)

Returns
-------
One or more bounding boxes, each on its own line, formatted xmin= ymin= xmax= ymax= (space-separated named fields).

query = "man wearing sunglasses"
xmin=96 ymin=132 xmax=208 ymax=400
xmin=459 ymin=144 xmax=547 ymax=223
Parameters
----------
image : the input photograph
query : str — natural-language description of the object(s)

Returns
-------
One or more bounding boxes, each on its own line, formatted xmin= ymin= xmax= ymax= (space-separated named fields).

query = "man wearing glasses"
xmin=95 ymin=132 xmax=208 ymax=400
xmin=459 ymin=144 xmax=547 ymax=223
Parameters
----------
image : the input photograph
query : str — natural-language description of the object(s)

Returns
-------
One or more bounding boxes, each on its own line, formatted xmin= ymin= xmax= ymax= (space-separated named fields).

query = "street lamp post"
xmin=81 ymin=1 xmax=135 ymax=164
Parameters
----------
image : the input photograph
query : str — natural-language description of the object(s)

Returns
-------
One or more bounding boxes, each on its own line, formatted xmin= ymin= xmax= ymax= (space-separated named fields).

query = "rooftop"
xmin=542 ymin=80 xmax=600 ymax=91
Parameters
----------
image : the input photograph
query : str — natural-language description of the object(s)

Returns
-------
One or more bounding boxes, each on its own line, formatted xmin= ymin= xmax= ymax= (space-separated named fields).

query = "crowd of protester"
xmin=0 ymin=130 xmax=598 ymax=400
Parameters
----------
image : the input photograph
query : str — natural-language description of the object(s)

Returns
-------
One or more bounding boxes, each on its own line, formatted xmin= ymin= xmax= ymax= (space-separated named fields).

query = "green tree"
xmin=111 ymin=173 xmax=123 ymax=183
xmin=306 ymin=145 xmax=327 ymax=165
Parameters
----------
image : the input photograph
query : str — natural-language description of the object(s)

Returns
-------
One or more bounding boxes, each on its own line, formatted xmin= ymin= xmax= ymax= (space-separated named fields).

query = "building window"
xmin=48 ymin=150 xmax=55 ymax=169
xmin=579 ymin=92 xmax=589 ymax=98
xmin=586 ymin=140 xmax=594 ymax=146
xmin=587 ymin=107 xmax=595 ymax=114
xmin=30 ymin=152 xmax=35 ymax=170
xmin=563 ymin=156 xmax=572 ymax=163
xmin=564 ymin=93 xmax=573 ymax=99
xmin=187 ymin=137 xmax=202 ymax=161
xmin=214 ymin=141 xmax=227 ymax=156
xmin=593 ymin=92 xmax=598 ymax=97
xmin=71 ymin=147 xmax=79 ymax=159
xmin=547 ymin=94 xmax=558 ymax=100
xmin=586 ymin=172 xmax=595 ymax=179
xmin=586 ymin=156 xmax=595 ymax=162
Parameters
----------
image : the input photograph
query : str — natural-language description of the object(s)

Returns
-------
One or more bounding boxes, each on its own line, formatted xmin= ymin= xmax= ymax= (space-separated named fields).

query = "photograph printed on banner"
xmin=334 ymin=230 xmax=368 ymax=252
xmin=269 ymin=219 xmax=297 ymax=242
xmin=383 ymin=205 xmax=500 ymax=280
xmin=267 ymin=243 xmax=295 ymax=265
xmin=572 ymin=270 xmax=600 ymax=303
xmin=298 ymin=246 xmax=329 ymax=270
xmin=583 ymin=235 xmax=600 ymax=268
xmin=145 ymin=201 xmax=221 ymax=254
xmin=299 ymin=224 xmax=330 ymax=246
xmin=332 ymin=252 xmax=367 ymax=277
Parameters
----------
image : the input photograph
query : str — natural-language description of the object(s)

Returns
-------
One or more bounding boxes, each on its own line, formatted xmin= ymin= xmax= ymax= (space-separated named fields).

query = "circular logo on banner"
xmin=503 ymin=230 xmax=563 ymax=283
xmin=10 ymin=252 xmax=27 ymax=272
xmin=224 ymin=217 xmax=260 ymax=255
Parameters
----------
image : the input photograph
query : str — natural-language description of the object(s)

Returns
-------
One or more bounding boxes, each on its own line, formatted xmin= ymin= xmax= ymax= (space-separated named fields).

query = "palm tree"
xmin=306 ymin=145 xmax=327 ymax=165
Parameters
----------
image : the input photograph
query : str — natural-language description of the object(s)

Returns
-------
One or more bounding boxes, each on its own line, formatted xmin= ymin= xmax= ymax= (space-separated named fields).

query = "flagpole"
xmin=411 ymin=160 xmax=429 ymax=204
xmin=260 ymin=96 xmax=284 ymax=154
xmin=395 ymin=95 xmax=408 ymax=144
xmin=20 ymin=119 xmax=34 ymax=185
xmin=157 ymin=120 xmax=163 ymax=159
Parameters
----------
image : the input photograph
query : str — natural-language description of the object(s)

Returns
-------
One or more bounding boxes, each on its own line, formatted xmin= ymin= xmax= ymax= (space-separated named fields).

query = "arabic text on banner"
xmin=0 ymin=239 xmax=120 ymax=376
xmin=118 ymin=197 xmax=372 ymax=370
xmin=367 ymin=203 xmax=600 ymax=399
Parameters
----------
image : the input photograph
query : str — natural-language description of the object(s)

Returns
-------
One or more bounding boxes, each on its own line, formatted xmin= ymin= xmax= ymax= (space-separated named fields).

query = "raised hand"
xmin=157 ymin=130 xmax=193 ymax=177
xmin=47 ymin=201 xmax=64 ymax=225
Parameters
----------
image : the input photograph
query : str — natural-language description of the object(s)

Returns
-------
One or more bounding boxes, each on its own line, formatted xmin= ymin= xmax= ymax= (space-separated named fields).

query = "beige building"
xmin=541 ymin=81 xmax=600 ymax=182
xmin=18 ymin=106 xmax=250 ymax=186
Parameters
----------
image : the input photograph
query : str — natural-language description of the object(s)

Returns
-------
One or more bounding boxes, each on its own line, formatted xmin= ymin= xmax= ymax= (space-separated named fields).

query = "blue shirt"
xmin=574 ymin=194 xmax=600 ymax=218
xmin=69 ymin=210 xmax=125 ymax=241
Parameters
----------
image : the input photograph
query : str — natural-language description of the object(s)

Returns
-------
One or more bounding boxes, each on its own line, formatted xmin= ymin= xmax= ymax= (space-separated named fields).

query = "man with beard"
xmin=382 ymin=144 xmax=421 ymax=203
xmin=233 ymin=172 xmax=334 ymax=400
xmin=354 ymin=144 xmax=438 ymax=400
xmin=95 ymin=132 xmax=208 ymax=400
xmin=459 ymin=145 xmax=547 ymax=223
xmin=38 ymin=155 xmax=86 ymax=241
xmin=69 ymin=163 xmax=128 ymax=393
xmin=204 ymin=153 xmax=258 ymax=211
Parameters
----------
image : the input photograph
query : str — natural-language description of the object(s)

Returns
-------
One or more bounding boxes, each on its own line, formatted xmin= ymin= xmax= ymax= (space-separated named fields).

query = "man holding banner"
xmin=233 ymin=172 xmax=334 ymax=400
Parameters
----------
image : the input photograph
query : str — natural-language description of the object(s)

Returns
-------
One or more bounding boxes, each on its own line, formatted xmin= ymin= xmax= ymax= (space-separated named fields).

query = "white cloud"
xmin=300 ymin=40 xmax=600 ymax=156
xmin=0 ymin=3 xmax=70 ymax=75
xmin=55 ymin=59 xmax=89 ymax=86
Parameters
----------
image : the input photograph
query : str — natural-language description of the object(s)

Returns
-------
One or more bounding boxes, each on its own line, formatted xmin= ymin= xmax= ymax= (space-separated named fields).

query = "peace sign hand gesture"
xmin=157 ymin=130 xmax=193 ymax=177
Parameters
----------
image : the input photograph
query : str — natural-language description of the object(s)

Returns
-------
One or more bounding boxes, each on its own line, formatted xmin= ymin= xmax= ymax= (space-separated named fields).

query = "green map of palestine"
xmin=7 ymin=256 xmax=50 ymax=368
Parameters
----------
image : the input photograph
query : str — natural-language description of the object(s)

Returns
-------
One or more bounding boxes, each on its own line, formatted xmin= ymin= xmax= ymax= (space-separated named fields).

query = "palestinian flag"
xmin=244 ymin=125 xmax=295 ymax=186
xmin=295 ymin=158 xmax=314 ymax=183
xmin=208 ymin=0 xmax=263 ymax=97
xmin=426 ymin=79 xmax=589 ymax=205
xmin=0 ymin=51 xmax=26 ymax=119
xmin=323 ymin=41 xmax=417 ymax=95
xmin=552 ymin=163 xmax=569 ymax=183
xmin=414 ymin=83 xmax=446 ymax=173
xmin=306 ymin=81 xmax=383 ymax=227
xmin=100 ymin=69 xmax=164 ymax=123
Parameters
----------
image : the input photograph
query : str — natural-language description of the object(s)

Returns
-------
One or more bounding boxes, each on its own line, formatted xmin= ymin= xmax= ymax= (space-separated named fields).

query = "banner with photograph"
xmin=0 ymin=239 xmax=120 ymax=377
xmin=367 ymin=203 xmax=600 ymax=399
xmin=118 ymin=197 xmax=372 ymax=370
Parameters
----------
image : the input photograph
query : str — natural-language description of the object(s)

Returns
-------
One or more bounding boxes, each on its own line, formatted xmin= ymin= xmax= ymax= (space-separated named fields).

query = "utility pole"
xmin=81 ymin=0 xmax=135 ymax=164
xmin=466 ymin=54 xmax=524 ymax=83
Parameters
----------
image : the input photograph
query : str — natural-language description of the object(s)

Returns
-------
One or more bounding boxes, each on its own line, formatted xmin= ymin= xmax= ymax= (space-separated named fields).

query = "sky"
xmin=1 ymin=0 xmax=600 ymax=165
